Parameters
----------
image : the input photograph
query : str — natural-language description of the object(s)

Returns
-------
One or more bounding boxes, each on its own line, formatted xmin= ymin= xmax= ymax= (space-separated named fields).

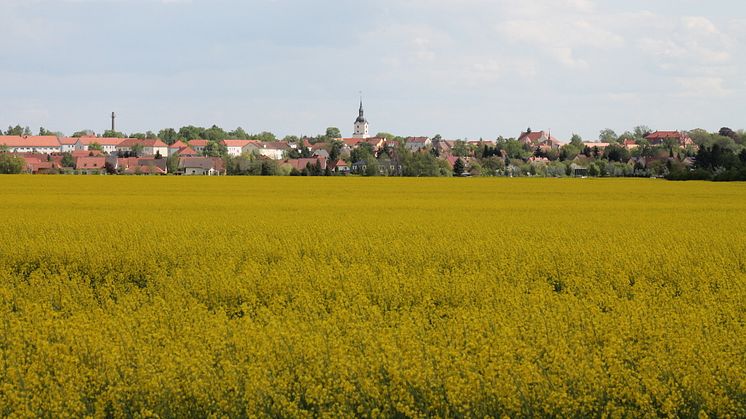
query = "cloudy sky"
xmin=1 ymin=0 xmax=744 ymax=140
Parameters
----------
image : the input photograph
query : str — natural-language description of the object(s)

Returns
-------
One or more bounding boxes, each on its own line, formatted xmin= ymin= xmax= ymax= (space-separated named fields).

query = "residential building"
xmin=0 ymin=136 xmax=62 ymax=154
xmin=329 ymin=159 xmax=350 ymax=174
xmin=222 ymin=140 xmax=254 ymax=157
xmin=75 ymin=137 xmax=126 ymax=154
xmin=517 ymin=130 xmax=562 ymax=149
xmin=167 ymin=141 xmax=188 ymax=157
xmin=282 ymin=157 xmax=328 ymax=172
xmin=178 ymin=157 xmax=225 ymax=176
xmin=404 ymin=137 xmax=432 ymax=152
xmin=188 ymin=139 xmax=209 ymax=154
xmin=141 ymin=139 xmax=169 ymax=157
xmin=644 ymin=131 xmax=695 ymax=148
xmin=75 ymin=156 xmax=107 ymax=174
xmin=244 ymin=142 xmax=289 ymax=160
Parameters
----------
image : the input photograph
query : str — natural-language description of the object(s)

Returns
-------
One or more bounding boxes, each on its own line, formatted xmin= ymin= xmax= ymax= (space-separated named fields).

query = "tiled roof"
xmin=222 ymin=139 xmax=253 ymax=148
xmin=178 ymin=146 xmax=198 ymax=156
xmin=187 ymin=139 xmax=209 ymax=147
xmin=75 ymin=156 xmax=106 ymax=170
xmin=179 ymin=157 xmax=223 ymax=170
xmin=0 ymin=136 xmax=61 ymax=147
xmin=645 ymin=131 xmax=681 ymax=140
xmin=59 ymin=137 xmax=78 ymax=145
xmin=142 ymin=139 xmax=168 ymax=148
xmin=78 ymin=137 xmax=126 ymax=146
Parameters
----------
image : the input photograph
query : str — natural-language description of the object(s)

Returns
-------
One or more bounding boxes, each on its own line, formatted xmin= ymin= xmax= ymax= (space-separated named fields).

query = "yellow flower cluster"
xmin=0 ymin=176 xmax=744 ymax=417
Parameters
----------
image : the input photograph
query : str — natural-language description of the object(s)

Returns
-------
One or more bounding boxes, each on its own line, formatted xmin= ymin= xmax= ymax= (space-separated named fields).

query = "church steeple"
xmin=353 ymin=94 xmax=370 ymax=138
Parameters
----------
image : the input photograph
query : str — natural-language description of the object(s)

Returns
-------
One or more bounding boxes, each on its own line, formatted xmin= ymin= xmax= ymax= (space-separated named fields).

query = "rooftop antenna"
xmin=111 ymin=112 xmax=116 ymax=132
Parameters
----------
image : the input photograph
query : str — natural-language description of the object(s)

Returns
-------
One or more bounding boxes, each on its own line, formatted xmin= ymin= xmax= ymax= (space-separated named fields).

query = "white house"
xmin=0 ymin=136 xmax=62 ymax=154
xmin=243 ymin=141 xmax=289 ymax=160
xmin=141 ymin=139 xmax=169 ymax=157
xmin=168 ymin=141 xmax=189 ymax=157
xmin=404 ymin=137 xmax=432 ymax=152
xmin=115 ymin=139 xmax=168 ymax=157
xmin=222 ymin=140 xmax=254 ymax=157
xmin=59 ymin=137 xmax=78 ymax=153
xmin=75 ymin=137 xmax=126 ymax=154
xmin=188 ymin=140 xmax=209 ymax=154
xmin=179 ymin=157 xmax=225 ymax=176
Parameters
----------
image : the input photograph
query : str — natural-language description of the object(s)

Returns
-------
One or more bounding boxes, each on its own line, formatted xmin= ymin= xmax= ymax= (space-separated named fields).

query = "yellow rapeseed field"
xmin=0 ymin=176 xmax=744 ymax=417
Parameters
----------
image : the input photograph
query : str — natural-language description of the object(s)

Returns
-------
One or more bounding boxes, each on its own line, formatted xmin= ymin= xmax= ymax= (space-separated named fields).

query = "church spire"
xmin=353 ymin=92 xmax=370 ymax=138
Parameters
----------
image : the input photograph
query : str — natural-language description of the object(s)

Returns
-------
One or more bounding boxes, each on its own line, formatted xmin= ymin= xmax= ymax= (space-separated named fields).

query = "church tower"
xmin=353 ymin=98 xmax=369 ymax=138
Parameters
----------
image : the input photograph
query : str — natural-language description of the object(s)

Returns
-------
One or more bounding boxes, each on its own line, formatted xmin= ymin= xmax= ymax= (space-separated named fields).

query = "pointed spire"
xmin=359 ymin=91 xmax=364 ymax=117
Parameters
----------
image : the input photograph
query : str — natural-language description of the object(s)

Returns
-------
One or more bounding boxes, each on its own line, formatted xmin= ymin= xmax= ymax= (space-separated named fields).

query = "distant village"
xmin=1 ymin=101 xmax=744 ymax=179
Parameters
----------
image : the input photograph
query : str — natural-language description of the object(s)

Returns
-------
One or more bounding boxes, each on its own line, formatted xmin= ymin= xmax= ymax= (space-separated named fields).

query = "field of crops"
xmin=0 ymin=176 xmax=744 ymax=417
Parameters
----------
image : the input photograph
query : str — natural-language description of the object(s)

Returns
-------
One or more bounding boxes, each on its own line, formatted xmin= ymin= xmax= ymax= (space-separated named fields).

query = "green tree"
xmin=60 ymin=153 xmax=75 ymax=168
xmin=229 ymin=127 xmax=249 ymax=140
xmin=376 ymin=132 xmax=396 ymax=141
xmin=325 ymin=127 xmax=341 ymax=139
xmin=166 ymin=154 xmax=180 ymax=174
xmin=102 ymin=130 xmax=125 ymax=138
xmin=329 ymin=140 xmax=343 ymax=161
xmin=204 ymin=125 xmax=228 ymax=142
xmin=252 ymin=131 xmax=277 ymax=142
xmin=72 ymin=130 xmax=95 ymax=138
xmin=158 ymin=128 xmax=178 ymax=144
xmin=569 ymin=134 xmax=583 ymax=147
xmin=89 ymin=142 xmax=103 ymax=152
xmin=452 ymin=141 xmax=469 ymax=157
xmin=633 ymin=125 xmax=651 ymax=139
xmin=5 ymin=125 xmax=26 ymax=136
xmin=351 ymin=143 xmax=375 ymax=163
xmin=453 ymin=158 xmax=465 ymax=176
xmin=364 ymin=158 xmax=379 ymax=176
xmin=0 ymin=153 xmax=24 ymax=174
xmin=131 ymin=143 xmax=144 ymax=158
xmin=178 ymin=126 xmax=206 ymax=141
xmin=203 ymin=141 xmax=227 ymax=157
xmin=605 ymin=144 xmax=630 ymax=162
xmin=599 ymin=129 xmax=618 ymax=143
xmin=261 ymin=160 xmax=279 ymax=176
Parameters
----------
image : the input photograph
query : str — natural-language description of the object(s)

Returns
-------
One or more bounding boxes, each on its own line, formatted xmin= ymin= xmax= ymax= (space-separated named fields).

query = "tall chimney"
xmin=111 ymin=112 xmax=116 ymax=132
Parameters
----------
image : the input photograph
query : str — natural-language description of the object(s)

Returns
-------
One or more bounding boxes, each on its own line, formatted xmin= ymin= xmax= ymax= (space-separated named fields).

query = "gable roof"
xmin=518 ymin=131 xmax=547 ymax=143
xmin=141 ymin=139 xmax=168 ymax=148
xmin=222 ymin=139 xmax=253 ymax=148
xmin=645 ymin=131 xmax=683 ymax=140
xmin=179 ymin=156 xmax=223 ymax=170
xmin=169 ymin=140 xmax=188 ymax=149
xmin=282 ymin=157 xmax=327 ymax=171
xmin=59 ymin=137 xmax=78 ymax=146
xmin=178 ymin=146 xmax=198 ymax=156
xmin=75 ymin=156 xmax=106 ymax=170
xmin=187 ymin=139 xmax=209 ymax=147
xmin=78 ymin=137 xmax=126 ymax=146
xmin=0 ymin=136 xmax=61 ymax=147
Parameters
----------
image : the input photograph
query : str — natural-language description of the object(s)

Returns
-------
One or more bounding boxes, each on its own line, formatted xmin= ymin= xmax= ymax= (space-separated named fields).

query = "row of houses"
xmin=11 ymin=150 xmax=225 ymax=176
xmin=0 ymin=130 xmax=694 ymax=159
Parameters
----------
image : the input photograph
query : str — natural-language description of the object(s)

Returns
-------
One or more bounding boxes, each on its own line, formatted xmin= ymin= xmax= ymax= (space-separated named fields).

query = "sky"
xmin=1 ymin=0 xmax=744 ymax=141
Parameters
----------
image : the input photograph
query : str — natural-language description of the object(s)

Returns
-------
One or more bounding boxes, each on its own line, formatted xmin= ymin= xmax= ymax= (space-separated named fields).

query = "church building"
xmin=352 ymin=99 xmax=370 ymax=139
